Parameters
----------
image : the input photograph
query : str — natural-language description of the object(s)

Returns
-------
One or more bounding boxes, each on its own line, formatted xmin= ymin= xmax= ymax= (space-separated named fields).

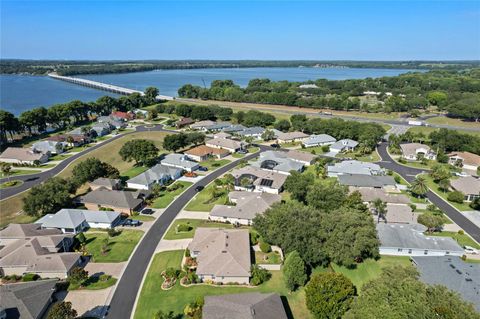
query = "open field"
xmin=83 ymin=229 xmax=144 ymax=263
xmin=0 ymin=192 xmax=35 ymax=227
xmin=408 ymin=126 xmax=480 ymax=138
xmin=121 ymin=166 xmax=149 ymax=179
xmin=426 ymin=117 xmax=480 ymax=129
xmin=134 ymin=250 xmax=311 ymax=319
xmin=58 ymin=131 xmax=170 ymax=179
xmin=164 ymin=219 xmax=235 ymax=240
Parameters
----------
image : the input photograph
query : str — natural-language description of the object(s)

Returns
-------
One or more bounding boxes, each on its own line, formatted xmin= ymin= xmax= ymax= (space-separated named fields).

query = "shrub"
xmin=76 ymin=232 xmax=86 ymax=244
xmin=250 ymin=265 xmax=271 ymax=286
xmin=447 ymin=191 xmax=465 ymax=204
xmin=259 ymin=240 xmax=271 ymax=253
xmin=165 ymin=268 xmax=180 ymax=279
xmin=311 ymin=150 xmax=316 ymax=155
xmin=107 ymin=228 xmax=118 ymax=237
xmin=321 ymin=145 xmax=330 ymax=153
xmin=458 ymin=230 xmax=464 ymax=235
xmin=250 ymin=231 xmax=260 ymax=245
xmin=409 ymin=204 xmax=417 ymax=211
xmin=394 ymin=175 xmax=401 ymax=183
xmin=99 ymin=274 xmax=112 ymax=282
xmin=131 ymin=210 xmax=140 ymax=216
xmin=22 ymin=273 xmax=39 ymax=282
xmin=177 ymin=223 xmax=192 ymax=233
xmin=398 ymin=158 xmax=407 ymax=164
xmin=185 ymin=249 xmax=191 ymax=258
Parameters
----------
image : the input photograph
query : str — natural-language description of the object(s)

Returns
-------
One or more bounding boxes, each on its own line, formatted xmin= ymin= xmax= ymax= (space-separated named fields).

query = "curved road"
xmin=0 ymin=125 xmax=173 ymax=200
xmin=377 ymin=142 xmax=480 ymax=243
xmin=105 ymin=147 xmax=266 ymax=319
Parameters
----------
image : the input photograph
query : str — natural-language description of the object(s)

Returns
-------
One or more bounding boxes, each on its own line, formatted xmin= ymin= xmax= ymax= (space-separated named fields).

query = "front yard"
xmin=151 ymin=181 xmax=193 ymax=209
xmin=199 ymin=159 xmax=231 ymax=170
xmin=421 ymin=174 xmax=472 ymax=211
xmin=83 ymin=229 xmax=144 ymax=263
xmin=184 ymin=184 xmax=229 ymax=212
xmin=164 ymin=219 xmax=235 ymax=240
xmin=134 ymin=250 xmax=311 ymax=319
xmin=429 ymin=231 xmax=480 ymax=249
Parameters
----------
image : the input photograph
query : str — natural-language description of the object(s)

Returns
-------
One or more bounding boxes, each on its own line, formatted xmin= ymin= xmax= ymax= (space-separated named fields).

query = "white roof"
xmin=37 ymin=209 xmax=120 ymax=229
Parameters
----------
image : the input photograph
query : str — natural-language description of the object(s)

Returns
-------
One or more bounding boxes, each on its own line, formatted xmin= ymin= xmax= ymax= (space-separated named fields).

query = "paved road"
xmin=377 ymin=142 xmax=480 ymax=243
xmin=0 ymin=125 xmax=173 ymax=200
xmin=105 ymin=148 xmax=265 ymax=319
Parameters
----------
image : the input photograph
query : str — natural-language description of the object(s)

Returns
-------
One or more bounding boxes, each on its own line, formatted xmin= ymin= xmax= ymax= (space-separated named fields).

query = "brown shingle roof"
xmin=448 ymin=151 xmax=480 ymax=167
xmin=451 ymin=176 xmax=480 ymax=195
xmin=0 ymin=147 xmax=46 ymax=161
xmin=185 ymin=145 xmax=229 ymax=157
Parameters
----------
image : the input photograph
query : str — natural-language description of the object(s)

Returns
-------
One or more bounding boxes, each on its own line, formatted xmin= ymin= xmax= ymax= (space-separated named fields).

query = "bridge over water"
xmin=48 ymin=73 xmax=174 ymax=100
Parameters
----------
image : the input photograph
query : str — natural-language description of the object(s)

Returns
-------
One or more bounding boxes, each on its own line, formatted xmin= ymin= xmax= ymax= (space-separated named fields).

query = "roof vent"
xmin=449 ymin=264 xmax=456 ymax=269
xmin=465 ymin=278 xmax=473 ymax=282
xmin=456 ymin=270 xmax=462 ymax=275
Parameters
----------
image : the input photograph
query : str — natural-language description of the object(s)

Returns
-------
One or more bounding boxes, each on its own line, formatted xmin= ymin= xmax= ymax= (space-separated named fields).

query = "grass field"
xmin=336 ymin=151 xmax=381 ymax=162
xmin=121 ymin=166 xmax=149 ymax=179
xmin=68 ymin=276 xmax=117 ymax=291
xmin=255 ymin=251 xmax=282 ymax=264
xmin=134 ymin=250 xmax=311 ymax=319
xmin=130 ymin=215 xmax=155 ymax=222
xmin=429 ymin=231 xmax=480 ymax=249
xmin=331 ymin=256 xmax=411 ymax=293
xmin=49 ymin=153 xmax=74 ymax=161
xmin=184 ymin=184 xmax=228 ymax=212
xmin=164 ymin=219 xmax=235 ymax=240
xmin=1 ymin=169 xmax=42 ymax=177
xmin=426 ymin=117 xmax=480 ymax=129
xmin=58 ymin=131 xmax=170 ymax=179
xmin=408 ymin=126 xmax=480 ymax=138
xmin=83 ymin=230 xmax=144 ymax=263
xmin=0 ymin=192 xmax=35 ymax=227
xmin=298 ymin=146 xmax=325 ymax=155
xmin=199 ymin=159 xmax=231 ymax=171
xmin=0 ymin=180 xmax=23 ymax=189
xmin=151 ymin=181 xmax=193 ymax=209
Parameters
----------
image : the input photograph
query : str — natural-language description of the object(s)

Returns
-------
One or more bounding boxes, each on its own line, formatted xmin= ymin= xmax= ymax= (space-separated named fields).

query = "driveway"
xmin=175 ymin=210 xmax=210 ymax=220
xmin=155 ymin=238 xmax=192 ymax=253
xmin=376 ymin=142 xmax=480 ymax=244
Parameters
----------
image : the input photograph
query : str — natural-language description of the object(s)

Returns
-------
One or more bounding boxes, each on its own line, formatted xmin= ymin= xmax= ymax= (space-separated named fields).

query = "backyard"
xmin=199 ymin=158 xmax=231 ymax=170
xmin=163 ymin=219 xmax=235 ymax=240
xmin=82 ymin=229 xmax=144 ymax=263
xmin=151 ymin=181 xmax=193 ymax=209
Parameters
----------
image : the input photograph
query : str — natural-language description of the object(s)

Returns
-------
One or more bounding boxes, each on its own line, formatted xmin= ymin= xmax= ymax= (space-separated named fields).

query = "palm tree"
xmin=0 ymin=163 xmax=12 ymax=181
xmin=372 ymin=198 xmax=388 ymax=223
xmin=438 ymin=178 xmax=450 ymax=193
xmin=410 ymin=176 xmax=429 ymax=198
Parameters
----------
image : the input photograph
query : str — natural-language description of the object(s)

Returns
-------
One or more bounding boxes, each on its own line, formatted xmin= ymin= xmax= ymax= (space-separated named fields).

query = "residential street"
xmin=104 ymin=148 xmax=265 ymax=319
xmin=376 ymin=142 xmax=480 ymax=243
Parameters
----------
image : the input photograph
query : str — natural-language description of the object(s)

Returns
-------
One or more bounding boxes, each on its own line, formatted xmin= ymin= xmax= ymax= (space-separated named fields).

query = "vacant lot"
xmin=184 ymin=184 xmax=228 ymax=212
xmin=151 ymin=181 xmax=193 ymax=209
xmin=83 ymin=229 xmax=144 ymax=263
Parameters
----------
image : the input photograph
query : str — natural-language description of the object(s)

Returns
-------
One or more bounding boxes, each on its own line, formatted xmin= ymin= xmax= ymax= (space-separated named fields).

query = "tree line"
xmin=0 ymin=87 xmax=159 ymax=147
xmin=178 ymin=69 xmax=480 ymax=120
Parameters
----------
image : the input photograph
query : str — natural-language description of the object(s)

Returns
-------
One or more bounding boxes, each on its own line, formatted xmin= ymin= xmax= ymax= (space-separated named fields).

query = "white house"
xmin=126 ymin=164 xmax=183 ymax=190
xmin=400 ymin=143 xmax=436 ymax=161
xmin=31 ymin=140 xmax=64 ymax=155
xmin=330 ymin=139 xmax=358 ymax=153
xmin=303 ymin=134 xmax=336 ymax=148
xmin=448 ymin=151 xmax=480 ymax=172
xmin=205 ymin=138 xmax=246 ymax=153
xmin=160 ymin=154 xmax=199 ymax=172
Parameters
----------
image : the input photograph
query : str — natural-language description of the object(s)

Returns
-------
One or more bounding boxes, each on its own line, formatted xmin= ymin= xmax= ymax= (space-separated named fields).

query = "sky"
xmin=1 ymin=1 xmax=479 ymax=60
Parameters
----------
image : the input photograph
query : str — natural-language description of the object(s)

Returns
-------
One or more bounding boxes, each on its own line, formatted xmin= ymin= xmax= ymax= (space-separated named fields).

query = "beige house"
xmin=450 ymin=176 xmax=480 ymax=202
xmin=0 ymin=224 xmax=83 ymax=278
xmin=188 ymin=228 xmax=251 ymax=284
xmin=231 ymin=166 xmax=287 ymax=194
xmin=205 ymin=138 xmax=246 ymax=153
xmin=89 ymin=177 xmax=121 ymax=191
xmin=350 ymin=187 xmax=410 ymax=205
xmin=78 ymin=189 xmax=147 ymax=214
xmin=400 ymin=143 xmax=436 ymax=161
xmin=0 ymin=147 xmax=49 ymax=165
xmin=209 ymin=191 xmax=281 ymax=225
xmin=184 ymin=145 xmax=229 ymax=162
xmin=275 ymin=131 xmax=309 ymax=144
xmin=448 ymin=151 xmax=480 ymax=173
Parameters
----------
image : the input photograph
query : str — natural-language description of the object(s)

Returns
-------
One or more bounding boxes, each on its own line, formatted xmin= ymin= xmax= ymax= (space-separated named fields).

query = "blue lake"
xmin=1 ymin=67 xmax=418 ymax=115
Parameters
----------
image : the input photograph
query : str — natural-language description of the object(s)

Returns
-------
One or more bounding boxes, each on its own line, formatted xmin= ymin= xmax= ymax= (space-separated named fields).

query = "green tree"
xmin=410 ymin=176 xmax=429 ymax=197
xmin=72 ymin=157 xmax=119 ymax=186
xmin=261 ymin=129 xmax=275 ymax=141
xmin=283 ymin=250 xmax=307 ymax=291
xmin=430 ymin=164 xmax=451 ymax=183
xmin=0 ymin=162 xmax=12 ymax=180
xmin=23 ymin=178 xmax=74 ymax=217
xmin=68 ymin=266 xmax=88 ymax=285
xmin=284 ymin=171 xmax=314 ymax=203
xmin=144 ymin=86 xmax=159 ymax=103
xmin=48 ymin=301 xmax=77 ymax=319
xmin=306 ymin=179 xmax=347 ymax=211
xmin=417 ymin=212 xmax=444 ymax=233
xmin=250 ymin=265 xmax=271 ymax=285
xmin=119 ymin=139 xmax=159 ymax=165
xmin=290 ymin=114 xmax=307 ymax=131
xmin=372 ymin=198 xmax=387 ymax=223
xmin=447 ymin=191 xmax=464 ymax=204
xmin=154 ymin=310 xmax=179 ymax=319
xmin=438 ymin=178 xmax=451 ymax=192
xmin=274 ymin=119 xmax=291 ymax=132
xmin=305 ymin=272 xmax=355 ymax=319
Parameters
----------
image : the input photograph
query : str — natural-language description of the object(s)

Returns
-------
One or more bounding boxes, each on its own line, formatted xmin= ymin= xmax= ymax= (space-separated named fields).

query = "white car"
xmin=464 ymin=246 xmax=478 ymax=255
xmin=454 ymin=172 xmax=469 ymax=177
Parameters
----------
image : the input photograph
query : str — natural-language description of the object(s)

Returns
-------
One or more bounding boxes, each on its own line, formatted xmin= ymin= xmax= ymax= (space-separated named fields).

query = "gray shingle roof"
xmin=251 ymin=151 xmax=304 ymax=174
xmin=338 ymin=174 xmax=396 ymax=188
xmin=90 ymin=177 xmax=120 ymax=188
xmin=451 ymin=176 xmax=480 ymax=196
xmin=79 ymin=189 xmax=143 ymax=210
xmin=31 ymin=140 xmax=62 ymax=154
xmin=203 ymin=293 xmax=288 ymax=319
xmin=330 ymin=139 xmax=358 ymax=151
xmin=236 ymin=127 xmax=265 ymax=136
xmin=231 ymin=166 xmax=287 ymax=190
xmin=210 ymin=191 xmax=281 ymax=220
xmin=0 ymin=224 xmax=63 ymax=238
xmin=350 ymin=187 xmax=410 ymax=204
xmin=328 ymin=160 xmax=384 ymax=176
xmin=36 ymin=209 xmax=120 ymax=229
xmin=127 ymin=164 xmax=182 ymax=186
xmin=412 ymin=256 xmax=480 ymax=311
xmin=303 ymin=134 xmax=336 ymax=146
xmin=0 ymin=279 xmax=58 ymax=319
xmin=376 ymin=223 xmax=464 ymax=252
xmin=160 ymin=153 xmax=199 ymax=170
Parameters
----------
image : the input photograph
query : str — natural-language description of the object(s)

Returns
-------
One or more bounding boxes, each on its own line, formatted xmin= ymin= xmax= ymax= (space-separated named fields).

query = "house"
xmin=303 ymin=134 xmax=336 ymax=148
xmin=450 ymin=176 xmax=480 ymax=202
xmin=299 ymin=83 xmax=318 ymax=89
xmin=91 ymin=122 xmax=112 ymax=136
xmin=0 ymin=147 xmax=49 ymax=165
xmin=275 ymin=131 xmax=309 ymax=144
xmin=448 ymin=151 xmax=480 ymax=172
xmin=206 ymin=138 xmax=246 ymax=153
xmin=350 ymin=187 xmax=410 ymax=204
xmin=223 ymin=124 xmax=247 ymax=133
xmin=176 ymin=117 xmax=194 ymax=128
xmin=251 ymin=151 xmax=304 ymax=175
xmin=36 ymin=209 xmax=122 ymax=234
xmin=0 ymin=279 xmax=58 ymax=319
xmin=203 ymin=293 xmax=288 ymax=319
xmin=31 ymin=140 xmax=64 ymax=155
xmin=189 ymin=120 xmax=216 ymax=131
xmin=126 ymin=164 xmax=183 ymax=190
xmin=231 ymin=166 xmax=287 ymax=194
xmin=47 ymin=134 xmax=90 ymax=147
xmin=188 ymin=228 xmax=251 ymax=284
xmin=286 ymin=150 xmax=317 ymax=166
xmin=209 ymin=191 xmax=281 ymax=225
xmin=338 ymin=174 xmax=397 ymax=192
xmin=89 ymin=177 xmax=122 ymax=191
xmin=327 ymin=160 xmax=384 ymax=177
xmin=0 ymin=224 xmax=83 ymax=278
xmin=376 ymin=223 xmax=464 ymax=257
xmin=330 ymin=139 xmax=359 ymax=153
xmin=133 ymin=108 xmax=148 ymax=117
xmin=236 ymin=127 xmax=265 ymax=139
xmin=400 ymin=143 xmax=436 ymax=161
xmin=205 ymin=122 xmax=232 ymax=132
xmin=160 ymin=153 xmax=199 ymax=172
xmin=184 ymin=145 xmax=229 ymax=162
xmin=411 ymin=256 xmax=480 ymax=311
xmin=97 ymin=116 xmax=127 ymax=129
xmin=111 ymin=111 xmax=134 ymax=121
xmin=213 ymin=132 xmax=231 ymax=139
xmin=377 ymin=204 xmax=417 ymax=224
xmin=78 ymin=189 xmax=148 ymax=214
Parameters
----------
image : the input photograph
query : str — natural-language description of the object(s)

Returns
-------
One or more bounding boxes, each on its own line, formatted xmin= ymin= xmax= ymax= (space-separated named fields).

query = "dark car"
xmin=141 ymin=208 xmax=154 ymax=215
xmin=237 ymin=149 xmax=248 ymax=154
xmin=195 ymin=185 xmax=204 ymax=192
xmin=122 ymin=219 xmax=142 ymax=227
xmin=198 ymin=166 xmax=208 ymax=172
xmin=270 ymin=143 xmax=280 ymax=148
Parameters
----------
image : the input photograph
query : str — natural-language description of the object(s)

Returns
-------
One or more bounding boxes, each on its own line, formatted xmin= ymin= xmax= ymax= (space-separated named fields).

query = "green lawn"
xmin=39 ymin=163 xmax=57 ymax=169
xmin=199 ymin=159 xmax=231 ymax=170
xmin=134 ymin=250 xmax=311 ymax=319
xmin=49 ymin=153 xmax=73 ymax=161
xmin=336 ymin=151 xmax=380 ymax=163
xmin=130 ymin=215 xmax=156 ymax=222
xmin=184 ymin=184 xmax=228 ymax=212
xmin=151 ymin=181 xmax=193 ymax=209
xmin=408 ymin=126 xmax=480 ymax=138
xmin=255 ymin=251 xmax=282 ymax=264
xmin=331 ymin=256 xmax=412 ymax=293
xmin=2 ymin=169 xmax=42 ymax=177
xmin=164 ymin=219 xmax=235 ymax=240
xmin=68 ymin=276 xmax=117 ymax=291
xmin=0 ymin=180 xmax=23 ymax=189
xmin=421 ymin=174 xmax=472 ymax=211
xmin=429 ymin=231 xmax=480 ymax=249
xmin=121 ymin=166 xmax=149 ymax=179
xmin=83 ymin=230 xmax=144 ymax=262
xmin=69 ymin=145 xmax=92 ymax=153
xmin=425 ymin=116 xmax=480 ymax=129
xmin=298 ymin=146 xmax=325 ymax=155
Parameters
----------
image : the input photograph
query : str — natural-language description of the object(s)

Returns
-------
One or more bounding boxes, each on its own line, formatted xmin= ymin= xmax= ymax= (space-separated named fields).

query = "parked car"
xmin=270 ymin=143 xmax=280 ymax=148
xmin=464 ymin=246 xmax=479 ymax=254
xmin=195 ymin=185 xmax=204 ymax=192
xmin=237 ymin=149 xmax=248 ymax=154
xmin=122 ymin=219 xmax=142 ymax=227
xmin=141 ymin=208 xmax=154 ymax=215
xmin=198 ymin=166 xmax=208 ymax=172
xmin=454 ymin=172 xmax=469 ymax=177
